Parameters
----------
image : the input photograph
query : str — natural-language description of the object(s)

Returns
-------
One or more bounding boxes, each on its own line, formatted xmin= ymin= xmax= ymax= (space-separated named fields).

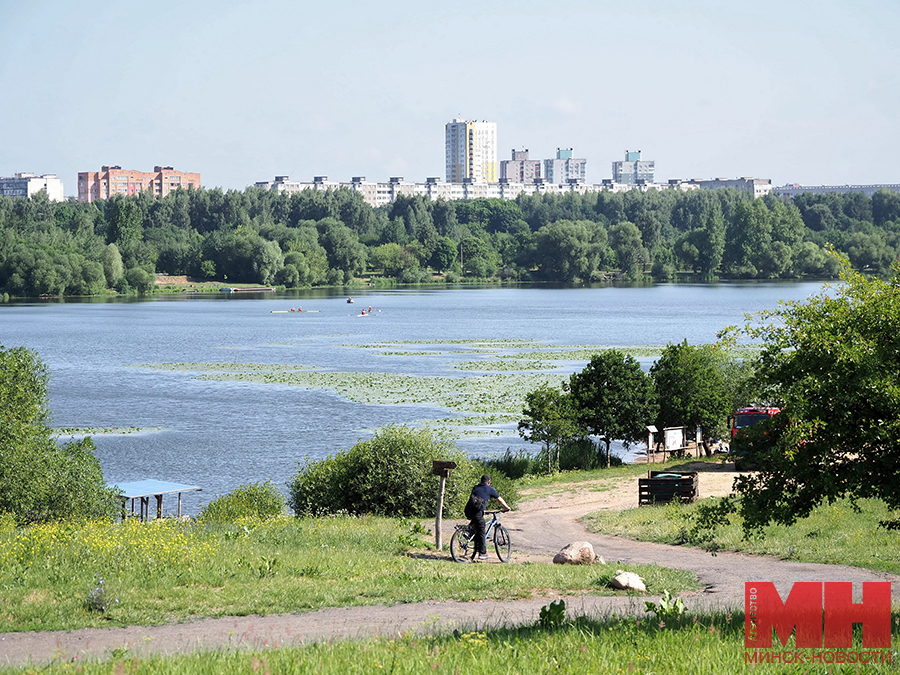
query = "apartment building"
xmin=612 ymin=150 xmax=655 ymax=184
xmin=499 ymin=149 xmax=542 ymax=183
xmin=670 ymin=177 xmax=772 ymax=198
xmin=773 ymin=183 xmax=900 ymax=198
xmin=544 ymin=148 xmax=587 ymax=185
xmin=0 ymin=172 xmax=64 ymax=201
xmin=77 ymin=166 xmax=201 ymax=202
xmin=255 ymin=174 xmax=635 ymax=208
xmin=445 ymin=119 xmax=498 ymax=183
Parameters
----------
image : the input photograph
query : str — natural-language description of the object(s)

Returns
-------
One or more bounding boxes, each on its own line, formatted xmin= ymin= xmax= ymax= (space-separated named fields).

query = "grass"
xmin=517 ymin=456 xmax=721 ymax=500
xmin=4 ymin=610 xmax=898 ymax=674
xmin=0 ymin=515 xmax=696 ymax=634
xmin=584 ymin=495 xmax=900 ymax=574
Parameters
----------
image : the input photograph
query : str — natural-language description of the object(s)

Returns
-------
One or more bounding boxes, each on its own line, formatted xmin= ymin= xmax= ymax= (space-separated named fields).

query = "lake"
xmin=0 ymin=282 xmax=827 ymax=514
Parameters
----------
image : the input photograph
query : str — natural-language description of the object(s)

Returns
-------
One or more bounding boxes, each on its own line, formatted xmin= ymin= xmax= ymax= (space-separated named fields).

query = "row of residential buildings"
xmin=251 ymin=174 xmax=782 ymax=208
xmin=444 ymin=118 xmax=651 ymax=187
xmin=2 ymin=116 xmax=897 ymax=205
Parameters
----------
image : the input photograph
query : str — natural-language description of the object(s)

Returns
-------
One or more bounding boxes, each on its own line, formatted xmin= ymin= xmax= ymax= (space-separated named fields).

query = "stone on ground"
xmin=552 ymin=541 xmax=603 ymax=565
xmin=610 ymin=570 xmax=646 ymax=591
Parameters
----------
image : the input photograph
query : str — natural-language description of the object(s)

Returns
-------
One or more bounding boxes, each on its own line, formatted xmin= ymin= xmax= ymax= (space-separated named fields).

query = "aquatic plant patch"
xmin=138 ymin=362 xmax=319 ymax=372
xmin=52 ymin=426 xmax=163 ymax=436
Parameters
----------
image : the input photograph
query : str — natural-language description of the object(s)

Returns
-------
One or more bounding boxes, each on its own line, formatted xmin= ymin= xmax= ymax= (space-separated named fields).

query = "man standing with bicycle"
xmin=465 ymin=475 xmax=511 ymax=561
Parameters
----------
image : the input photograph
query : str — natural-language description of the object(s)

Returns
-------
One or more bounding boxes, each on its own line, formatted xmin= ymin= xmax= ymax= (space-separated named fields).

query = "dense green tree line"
xmin=1 ymin=185 xmax=899 ymax=296
xmin=518 ymin=343 xmax=753 ymax=472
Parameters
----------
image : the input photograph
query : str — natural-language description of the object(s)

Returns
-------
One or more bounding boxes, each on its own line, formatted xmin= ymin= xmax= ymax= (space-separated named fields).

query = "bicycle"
xmin=450 ymin=510 xmax=511 ymax=563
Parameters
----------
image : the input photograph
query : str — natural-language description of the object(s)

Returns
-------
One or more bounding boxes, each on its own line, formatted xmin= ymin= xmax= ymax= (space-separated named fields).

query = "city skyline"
xmin=2 ymin=1 xmax=898 ymax=193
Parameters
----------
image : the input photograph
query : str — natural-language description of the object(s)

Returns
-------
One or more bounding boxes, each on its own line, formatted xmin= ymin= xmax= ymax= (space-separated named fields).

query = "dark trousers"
xmin=470 ymin=512 xmax=486 ymax=555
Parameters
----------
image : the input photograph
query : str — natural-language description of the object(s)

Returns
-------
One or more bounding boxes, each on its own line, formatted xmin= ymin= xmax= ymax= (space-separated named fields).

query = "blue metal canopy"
xmin=107 ymin=480 xmax=202 ymax=520
xmin=108 ymin=479 xmax=201 ymax=499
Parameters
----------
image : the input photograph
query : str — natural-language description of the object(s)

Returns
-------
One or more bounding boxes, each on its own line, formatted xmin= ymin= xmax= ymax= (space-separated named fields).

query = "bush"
xmin=0 ymin=345 xmax=118 ymax=524
xmin=288 ymin=425 xmax=472 ymax=518
xmin=479 ymin=448 xmax=540 ymax=480
xmin=198 ymin=481 xmax=285 ymax=523
xmin=558 ymin=439 xmax=622 ymax=471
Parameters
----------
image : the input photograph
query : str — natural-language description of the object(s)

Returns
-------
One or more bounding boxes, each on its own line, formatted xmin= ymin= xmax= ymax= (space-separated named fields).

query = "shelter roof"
xmin=108 ymin=479 xmax=201 ymax=499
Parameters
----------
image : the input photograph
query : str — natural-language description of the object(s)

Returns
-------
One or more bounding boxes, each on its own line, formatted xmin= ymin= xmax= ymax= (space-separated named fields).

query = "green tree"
xmin=370 ymin=243 xmax=405 ymax=277
xmin=429 ymin=236 xmax=458 ymax=272
xmin=650 ymin=341 xmax=733 ymax=453
xmin=106 ymin=198 xmax=143 ymax=249
xmin=533 ymin=220 xmax=603 ymax=282
xmin=251 ymin=238 xmax=284 ymax=285
xmin=102 ymin=243 xmax=124 ymax=288
xmin=317 ymin=218 xmax=367 ymax=283
xmin=459 ymin=236 xmax=498 ymax=277
xmin=724 ymin=255 xmax=900 ymax=530
xmin=568 ymin=350 xmax=658 ymax=467
xmin=0 ymin=345 xmax=118 ymax=524
xmin=518 ymin=386 xmax=586 ymax=473
xmin=609 ymin=221 xmax=647 ymax=279
xmin=124 ymin=267 xmax=154 ymax=293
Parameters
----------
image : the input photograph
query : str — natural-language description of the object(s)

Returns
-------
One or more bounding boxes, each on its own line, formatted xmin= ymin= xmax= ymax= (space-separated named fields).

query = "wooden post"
xmin=156 ymin=494 xmax=163 ymax=519
xmin=432 ymin=460 xmax=457 ymax=552
xmin=435 ymin=473 xmax=447 ymax=550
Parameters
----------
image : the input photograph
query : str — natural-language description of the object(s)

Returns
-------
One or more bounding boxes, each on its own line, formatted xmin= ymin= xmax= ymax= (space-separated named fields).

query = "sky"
xmin=1 ymin=0 xmax=898 ymax=195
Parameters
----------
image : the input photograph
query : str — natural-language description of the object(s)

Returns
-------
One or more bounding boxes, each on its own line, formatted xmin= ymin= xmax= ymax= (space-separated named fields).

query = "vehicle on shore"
xmin=729 ymin=406 xmax=780 ymax=471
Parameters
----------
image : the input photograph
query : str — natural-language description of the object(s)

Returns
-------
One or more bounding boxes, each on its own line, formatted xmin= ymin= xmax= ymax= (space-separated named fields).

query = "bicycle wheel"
xmin=450 ymin=527 xmax=473 ymax=562
xmin=493 ymin=525 xmax=511 ymax=562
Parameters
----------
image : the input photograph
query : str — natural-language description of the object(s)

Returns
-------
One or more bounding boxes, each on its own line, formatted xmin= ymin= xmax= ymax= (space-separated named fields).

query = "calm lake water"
xmin=0 ymin=282 xmax=826 ymax=514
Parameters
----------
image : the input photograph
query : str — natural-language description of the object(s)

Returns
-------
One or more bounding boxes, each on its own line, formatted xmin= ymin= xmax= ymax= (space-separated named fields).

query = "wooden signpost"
xmin=432 ymin=460 xmax=457 ymax=550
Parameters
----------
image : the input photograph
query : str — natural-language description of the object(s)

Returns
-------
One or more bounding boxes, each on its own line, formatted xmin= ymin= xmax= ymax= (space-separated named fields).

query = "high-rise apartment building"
xmin=499 ymin=149 xmax=541 ymax=183
xmin=612 ymin=150 xmax=654 ymax=184
xmin=77 ymin=165 xmax=201 ymax=202
xmin=0 ymin=172 xmax=64 ymax=201
xmin=445 ymin=119 xmax=498 ymax=183
xmin=544 ymin=148 xmax=587 ymax=184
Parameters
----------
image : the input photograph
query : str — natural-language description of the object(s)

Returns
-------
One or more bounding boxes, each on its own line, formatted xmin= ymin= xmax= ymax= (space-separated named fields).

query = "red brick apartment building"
xmin=77 ymin=166 xmax=201 ymax=202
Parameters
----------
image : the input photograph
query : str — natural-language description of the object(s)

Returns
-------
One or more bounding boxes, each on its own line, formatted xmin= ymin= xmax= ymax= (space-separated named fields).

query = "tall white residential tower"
xmin=445 ymin=119 xmax=498 ymax=183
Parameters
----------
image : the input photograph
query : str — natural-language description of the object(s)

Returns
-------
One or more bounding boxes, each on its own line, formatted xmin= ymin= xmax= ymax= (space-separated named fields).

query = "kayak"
xmin=270 ymin=310 xmax=320 ymax=314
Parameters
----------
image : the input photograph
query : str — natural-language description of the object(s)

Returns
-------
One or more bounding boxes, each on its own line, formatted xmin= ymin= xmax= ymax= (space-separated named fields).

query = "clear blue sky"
xmin=1 ymin=0 xmax=898 ymax=194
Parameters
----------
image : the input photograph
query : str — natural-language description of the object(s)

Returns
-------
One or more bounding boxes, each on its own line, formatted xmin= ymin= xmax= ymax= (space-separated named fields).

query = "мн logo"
xmin=745 ymin=582 xmax=891 ymax=664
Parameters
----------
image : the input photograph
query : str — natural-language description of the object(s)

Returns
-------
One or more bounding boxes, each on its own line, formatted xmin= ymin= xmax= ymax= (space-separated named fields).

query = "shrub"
xmin=288 ymin=425 xmax=472 ymax=518
xmin=0 ymin=345 xmax=118 ymax=525
xmin=199 ymin=481 xmax=285 ymax=523
xmin=558 ymin=439 xmax=622 ymax=471
xmin=479 ymin=448 xmax=540 ymax=480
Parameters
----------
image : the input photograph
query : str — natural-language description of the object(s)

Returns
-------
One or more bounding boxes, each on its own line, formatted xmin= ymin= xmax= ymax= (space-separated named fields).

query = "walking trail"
xmin=3 ymin=462 xmax=899 ymax=666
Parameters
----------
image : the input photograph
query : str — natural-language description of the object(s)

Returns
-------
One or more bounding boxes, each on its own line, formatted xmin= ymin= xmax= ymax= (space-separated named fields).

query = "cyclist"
xmin=465 ymin=474 xmax=511 ymax=560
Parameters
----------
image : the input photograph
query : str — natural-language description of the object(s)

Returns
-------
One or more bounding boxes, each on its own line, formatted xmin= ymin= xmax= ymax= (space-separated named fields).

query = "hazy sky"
xmin=2 ymin=0 xmax=898 ymax=194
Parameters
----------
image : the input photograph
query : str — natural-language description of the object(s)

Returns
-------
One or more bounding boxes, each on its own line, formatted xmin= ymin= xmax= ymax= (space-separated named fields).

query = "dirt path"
xmin=3 ymin=463 xmax=899 ymax=666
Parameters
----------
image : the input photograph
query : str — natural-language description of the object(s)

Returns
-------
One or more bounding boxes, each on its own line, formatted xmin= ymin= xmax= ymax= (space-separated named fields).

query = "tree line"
xmin=518 ymin=341 xmax=752 ymax=472
xmin=2 ymin=185 xmax=900 ymax=296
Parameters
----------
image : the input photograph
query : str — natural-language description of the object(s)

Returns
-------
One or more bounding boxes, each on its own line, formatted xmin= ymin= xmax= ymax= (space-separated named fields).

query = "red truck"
xmin=729 ymin=406 xmax=780 ymax=470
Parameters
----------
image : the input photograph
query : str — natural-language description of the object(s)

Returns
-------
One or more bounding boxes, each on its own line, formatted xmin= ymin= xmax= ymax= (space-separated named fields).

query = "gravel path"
xmin=3 ymin=463 xmax=899 ymax=667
